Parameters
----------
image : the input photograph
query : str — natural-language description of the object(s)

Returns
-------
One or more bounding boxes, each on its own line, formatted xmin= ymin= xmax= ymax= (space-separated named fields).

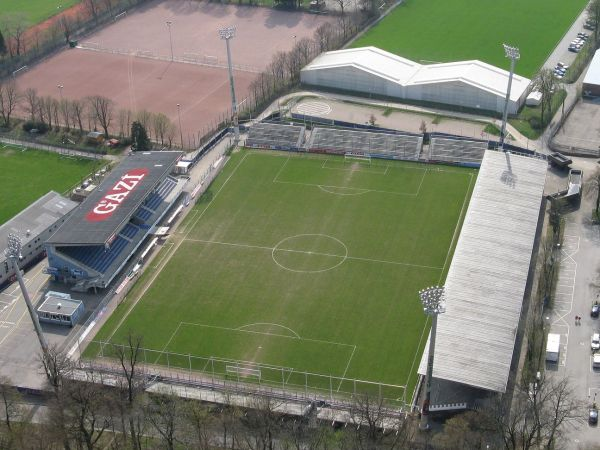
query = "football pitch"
xmin=0 ymin=0 xmax=79 ymax=26
xmin=353 ymin=0 xmax=588 ymax=78
xmin=91 ymin=150 xmax=476 ymax=400
xmin=0 ymin=145 xmax=100 ymax=225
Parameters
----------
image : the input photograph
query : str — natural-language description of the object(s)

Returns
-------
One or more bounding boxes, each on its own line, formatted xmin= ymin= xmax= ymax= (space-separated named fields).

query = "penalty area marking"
xmin=237 ymin=322 xmax=301 ymax=338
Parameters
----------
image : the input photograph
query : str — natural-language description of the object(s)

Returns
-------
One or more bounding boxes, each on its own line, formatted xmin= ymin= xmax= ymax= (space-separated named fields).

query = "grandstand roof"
xmin=47 ymin=151 xmax=181 ymax=246
xmin=418 ymin=150 xmax=547 ymax=393
xmin=0 ymin=191 xmax=77 ymax=261
xmin=302 ymin=47 xmax=531 ymax=102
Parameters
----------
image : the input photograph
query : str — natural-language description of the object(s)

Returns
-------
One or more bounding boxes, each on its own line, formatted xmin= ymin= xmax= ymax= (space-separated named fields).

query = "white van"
xmin=593 ymin=354 xmax=600 ymax=369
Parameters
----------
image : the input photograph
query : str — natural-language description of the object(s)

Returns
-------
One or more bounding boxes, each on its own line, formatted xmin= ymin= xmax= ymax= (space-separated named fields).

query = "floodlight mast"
xmin=5 ymin=234 xmax=50 ymax=360
xmin=499 ymin=44 xmax=520 ymax=150
xmin=419 ymin=286 xmax=446 ymax=431
xmin=219 ymin=26 xmax=239 ymax=143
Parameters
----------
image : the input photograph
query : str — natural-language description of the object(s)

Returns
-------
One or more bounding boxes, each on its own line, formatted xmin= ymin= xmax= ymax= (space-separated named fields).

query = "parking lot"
xmin=544 ymin=157 xmax=600 ymax=447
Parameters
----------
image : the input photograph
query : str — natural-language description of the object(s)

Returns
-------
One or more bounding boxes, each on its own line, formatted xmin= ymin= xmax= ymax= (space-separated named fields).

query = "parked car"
xmin=592 ymin=333 xmax=600 ymax=351
xmin=592 ymin=303 xmax=599 ymax=317
xmin=557 ymin=62 xmax=569 ymax=69
xmin=569 ymin=45 xmax=581 ymax=53
xmin=584 ymin=21 xmax=596 ymax=30
xmin=578 ymin=32 xmax=589 ymax=38
xmin=554 ymin=67 xmax=566 ymax=74
xmin=590 ymin=406 xmax=598 ymax=425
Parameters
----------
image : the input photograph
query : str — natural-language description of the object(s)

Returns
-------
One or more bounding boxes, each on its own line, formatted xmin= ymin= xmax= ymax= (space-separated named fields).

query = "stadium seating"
xmin=308 ymin=127 xmax=423 ymax=160
xmin=119 ymin=223 xmax=140 ymax=239
xmin=428 ymin=137 xmax=487 ymax=165
xmin=246 ymin=122 xmax=305 ymax=150
xmin=58 ymin=236 xmax=130 ymax=274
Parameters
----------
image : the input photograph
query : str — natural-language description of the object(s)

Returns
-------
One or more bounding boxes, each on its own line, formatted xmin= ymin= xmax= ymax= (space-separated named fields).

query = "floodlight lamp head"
xmin=503 ymin=44 xmax=520 ymax=60
xmin=219 ymin=26 xmax=236 ymax=40
xmin=5 ymin=233 xmax=22 ymax=259
xmin=419 ymin=285 xmax=446 ymax=315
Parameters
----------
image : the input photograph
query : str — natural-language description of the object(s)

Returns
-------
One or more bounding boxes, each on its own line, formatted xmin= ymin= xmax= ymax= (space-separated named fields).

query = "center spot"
xmin=271 ymin=234 xmax=348 ymax=273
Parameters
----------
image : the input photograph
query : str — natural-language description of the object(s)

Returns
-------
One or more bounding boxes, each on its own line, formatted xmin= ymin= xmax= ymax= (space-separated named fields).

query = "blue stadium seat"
xmin=59 ymin=236 xmax=130 ymax=274
xmin=120 ymin=223 xmax=139 ymax=239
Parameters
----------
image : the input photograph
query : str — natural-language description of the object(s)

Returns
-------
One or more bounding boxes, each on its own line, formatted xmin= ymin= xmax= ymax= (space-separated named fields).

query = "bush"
xmin=528 ymin=116 xmax=542 ymax=130
xmin=22 ymin=121 xmax=49 ymax=134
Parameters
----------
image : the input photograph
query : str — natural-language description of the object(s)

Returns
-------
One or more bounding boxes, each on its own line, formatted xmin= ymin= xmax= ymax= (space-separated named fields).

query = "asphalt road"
xmin=544 ymin=157 xmax=600 ymax=448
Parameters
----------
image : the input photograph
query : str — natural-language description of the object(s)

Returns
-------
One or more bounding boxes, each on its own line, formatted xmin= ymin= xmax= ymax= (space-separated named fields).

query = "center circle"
xmin=271 ymin=234 xmax=348 ymax=273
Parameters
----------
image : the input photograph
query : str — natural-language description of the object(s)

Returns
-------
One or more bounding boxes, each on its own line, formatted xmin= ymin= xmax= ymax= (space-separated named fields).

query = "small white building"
xmin=300 ymin=47 xmax=531 ymax=115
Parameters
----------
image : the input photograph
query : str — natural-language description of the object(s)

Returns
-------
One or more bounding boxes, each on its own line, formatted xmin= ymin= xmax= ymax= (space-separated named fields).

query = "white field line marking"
xmin=155 ymin=322 xmax=184 ymax=363
xmin=384 ymin=165 xmax=390 ymax=176
xmin=318 ymin=186 xmax=370 ymax=196
xmin=321 ymin=158 xmax=328 ymax=169
xmin=183 ymin=238 xmax=444 ymax=271
xmin=237 ymin=322 xmax=301 ymax=338
xmin=151 ymin=242 xmax=174 ymax=269
xmin=179 ymin=322 xmax=355 ymax=348
xmin=415 ymin=168 xmax=428 ymax=197
xmin=406 ymin=171 xmax=475 ymax=396
xmin=321 ymin=160 xmax=387 ymax=175
xmin=337 ymin=345 xmax=357 ymax=392
xmin=104 ymin=153 xmax=250 ymax=345
xmin=273 ymin=179 xmax=419 ymax=197
xmin=272 ymin=156 xmax=290 ymax=184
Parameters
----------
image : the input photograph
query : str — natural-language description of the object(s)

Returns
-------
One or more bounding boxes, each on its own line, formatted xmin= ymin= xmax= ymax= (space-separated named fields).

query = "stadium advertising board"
xmin=86 ymin=168 xmax=149 ymax=222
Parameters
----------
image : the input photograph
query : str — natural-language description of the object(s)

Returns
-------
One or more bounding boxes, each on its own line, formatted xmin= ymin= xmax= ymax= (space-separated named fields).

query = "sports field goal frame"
xmin=344 ymin=151 xmax=372 ymax=165
xmin=86 ymin=339 xmax=407 ymax=409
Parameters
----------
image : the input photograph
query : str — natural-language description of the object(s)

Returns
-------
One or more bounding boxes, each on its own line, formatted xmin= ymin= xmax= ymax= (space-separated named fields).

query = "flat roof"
xmin=0 ymin=191 xmax=78 ymax=261
xmin=583 ymin=49 xmax=600 ymax=86
xmin=418 ymin=150 xmax=547 ymax=393
xmin=302 ymin=47 xmax=531 ymax=102
xmin=38 ymin=296 xmax=82 ymax=316
xmin=47 ymin=151 xmax=181 ymax=246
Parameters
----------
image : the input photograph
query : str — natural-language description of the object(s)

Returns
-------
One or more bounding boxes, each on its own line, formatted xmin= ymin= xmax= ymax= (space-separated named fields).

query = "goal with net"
xmin=344 ymin=152 xmax=371 ymax=165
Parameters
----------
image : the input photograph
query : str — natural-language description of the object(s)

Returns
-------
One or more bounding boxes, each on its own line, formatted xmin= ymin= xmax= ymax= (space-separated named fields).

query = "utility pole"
xmin=499 ymin=44 xmax=520 ymax=150
xmin=219 ymin=26 xmax=239 ymax=143
xmin=419 ymin=285 xmax=445 ymax=431
xmin=166 ymin=21 xmax=174 ymax=61
xmin=5 ymin=234 xmax=50 ymax=365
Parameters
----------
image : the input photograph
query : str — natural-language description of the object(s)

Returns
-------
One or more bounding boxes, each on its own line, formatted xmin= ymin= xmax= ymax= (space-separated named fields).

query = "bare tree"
xmin=1 ymin=13 xmax=29 ymax=57
xmin=70 ymin=99 xmax=86 ymax=133
xmin=0 ymin=378 xmax=21 ymax=432
xmin=23 ymin=88 xmax=39 ymax=122
xmin=147 ymin=389 xmax=181 ymax=450
xmin=242 ymin=396 xmax=282 ymax=450
xmin=432 ymin=410 xmax=495 ymax=450
xmin=0 ymin=79 xmax=21 ymax=127
xmin=153 ymin=113 xmax=172 ymax=146
xmin=60 ymin=99 xmax=71 ymax=130
xmin=588 ymin=0 xmax=600 ymax=41
xmin=83 ymin=0 xmax=100 ymax=22
xmin=314 ymin=22 xmax=336 ymax=52
xmin=118 ymin=108 xmax=132 ymax=137
xmin=165 ymin=122 xmax=176 ymax=148
xmin=51 ymin=97 xmax=60 ymax=130
xmin=182 ymin=399 xmax=213 ymax=449
xmin=532 ymin=68 xmax=558 ymax=129
xmin=113 ymin=332 xmax=145 ymax=450
xmin=59 ymin=15 xmax=74 ymax=44
xmin=585 ymin=167 xmax=600 ymax=217
xmin=62 ymin=376 xmax=112 ymax=450
xmin=88 ymin=95 xmax=114 ymax=138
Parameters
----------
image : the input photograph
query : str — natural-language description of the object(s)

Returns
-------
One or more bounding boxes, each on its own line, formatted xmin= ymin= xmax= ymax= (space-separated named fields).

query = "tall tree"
xmin=88 ymin=95 xmax=114 ymax=138
xmin=131 ymin=121 xmax=151 ymax=151
xmin=23 ymin=88 xmax=39 ymax=122
xmin=0 ymin=28 xmax=6 ymax=55
xmin=588 ymin=0 xmax=600 ymax=41
xmin=532 ymin=68 xmax=557 ymax=129
xmin=0 ymin=79 xmax=21 ymax=128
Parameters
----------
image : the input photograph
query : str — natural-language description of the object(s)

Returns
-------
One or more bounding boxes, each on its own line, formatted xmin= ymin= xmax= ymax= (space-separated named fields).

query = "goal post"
xmin=344 ymin=152 xmax=371 ymax=165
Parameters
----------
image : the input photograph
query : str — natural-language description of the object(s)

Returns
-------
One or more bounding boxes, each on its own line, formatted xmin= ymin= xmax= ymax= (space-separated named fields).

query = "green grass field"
xmin=353 ymin=0 xmax=588 ymax=78
xmin=90 ymin=150 xmax=475 ymax=401
xmin=0 ymin=145 xmax=100 ymax=225
xmin=0 ymin=0 xmax=79 ymax=26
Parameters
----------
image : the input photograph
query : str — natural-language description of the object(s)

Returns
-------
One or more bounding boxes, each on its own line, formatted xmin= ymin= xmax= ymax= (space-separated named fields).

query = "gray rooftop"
xmin=0 ymin=191 xmax=78 ymax=262
xmin=584 ymin=49 xmax=600 ymax=87
xmin=418 ymin=150 xmax=547 ymax=393
xmin=38 ymin=295 xmax=82 ymax=316
xmin=47 ymin=151 xmax=181 ymax=246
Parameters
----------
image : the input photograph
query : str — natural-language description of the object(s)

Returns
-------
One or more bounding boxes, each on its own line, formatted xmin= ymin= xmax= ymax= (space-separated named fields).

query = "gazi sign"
xmin=85 ymin=168 xmax=149 ymax=222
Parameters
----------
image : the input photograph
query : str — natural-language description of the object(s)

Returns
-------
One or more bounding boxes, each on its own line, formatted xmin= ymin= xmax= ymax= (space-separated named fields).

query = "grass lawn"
xmin=89 ymin=150 xmax=475 ymax=402
xmin=0 ymin=145 xmax=101 ymax=225
xmin=353 ymin=0 xmax=588 ymax=78
xmin=0 ymin=0 xmax=79 ymax=26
